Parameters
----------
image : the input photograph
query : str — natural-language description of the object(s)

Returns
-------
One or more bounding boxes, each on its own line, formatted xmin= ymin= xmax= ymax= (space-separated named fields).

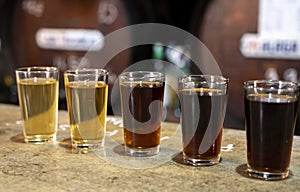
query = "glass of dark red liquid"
xmin=244 ymin=80 xmax=299 ymax=180
xmin=179 ymin=75 xmax=228 ymax=166
xmin=119 ymin=71 xmax=165 ymax=157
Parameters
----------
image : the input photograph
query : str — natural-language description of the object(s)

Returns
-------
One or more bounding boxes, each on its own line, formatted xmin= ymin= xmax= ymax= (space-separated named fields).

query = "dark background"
xmin=1 ymin=0 xmax=300 ymax=135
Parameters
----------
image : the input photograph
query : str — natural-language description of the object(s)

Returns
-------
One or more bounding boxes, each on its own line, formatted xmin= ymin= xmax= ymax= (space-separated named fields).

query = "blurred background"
xmin=0 ymin=0 xmax=300 ymax=134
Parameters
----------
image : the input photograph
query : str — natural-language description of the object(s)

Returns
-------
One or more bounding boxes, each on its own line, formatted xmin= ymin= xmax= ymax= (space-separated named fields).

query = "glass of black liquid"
xmin=178 ymin=75 xmax=228 ymax=166
xmin=244 ymin=80 xmax=299 ymax=180
xmin=119 ymin=71 xmax=165 ymax=157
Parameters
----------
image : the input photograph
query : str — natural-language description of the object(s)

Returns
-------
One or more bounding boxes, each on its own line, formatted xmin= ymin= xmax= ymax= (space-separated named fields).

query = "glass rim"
xmin=16 ymin=66 xmax=58 ymax=73
xmin=64 ymin=68 xmax=109 ymax=76
xmin=120 ymin=71 xmax=165 ymax=81
xmin=179 ymin=74 xmax=228 ymax=84
xmin=243 ymin=79 xmax=299 ymax=90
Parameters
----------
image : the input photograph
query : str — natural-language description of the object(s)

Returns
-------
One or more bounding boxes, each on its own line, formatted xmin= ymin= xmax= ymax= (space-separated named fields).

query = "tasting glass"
xmin=178 ymin=75 xmax=228 ymax=166
xmin=64 ymin=68 xmax=109 ymax=153
xmin=119 ymin=71 xmax=165 ymax=157
xmin=244 ymin=80 xmax=299 ymax=180
xmin=16 ymin=66 xmax=59 ymax=144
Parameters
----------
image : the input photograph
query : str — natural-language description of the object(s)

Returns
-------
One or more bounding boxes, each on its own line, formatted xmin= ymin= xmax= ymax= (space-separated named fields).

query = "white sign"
xmin=240 ymin=33 xmax=300 ymax=59
xmin=258 ymin=0 xmax=300 ymax=36
xmin=36 ymin=28 xmax=104 ymax=51
xmin=240 ymin=0 xmax=300 ymax=59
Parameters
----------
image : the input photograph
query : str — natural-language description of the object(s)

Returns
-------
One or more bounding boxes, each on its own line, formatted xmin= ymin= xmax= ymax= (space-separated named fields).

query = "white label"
xmin=258 ymin=0 xmax=300 ymax=36
xmin=240 ymin=33 xmax=300 ymax=59
xmin=36 ymin=28 xmax=104 ymax=51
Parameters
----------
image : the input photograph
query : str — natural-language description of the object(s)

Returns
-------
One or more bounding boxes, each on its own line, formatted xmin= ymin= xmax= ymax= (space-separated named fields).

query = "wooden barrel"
xmin=191 ymin=0 xmax=300 ymax=134
xmin=8 ymin=0 xmax=155 ymax=110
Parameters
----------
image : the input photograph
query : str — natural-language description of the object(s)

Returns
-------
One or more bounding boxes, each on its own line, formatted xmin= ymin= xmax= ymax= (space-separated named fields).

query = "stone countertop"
xmin=0 ymin=103 xmax=299 ymax=192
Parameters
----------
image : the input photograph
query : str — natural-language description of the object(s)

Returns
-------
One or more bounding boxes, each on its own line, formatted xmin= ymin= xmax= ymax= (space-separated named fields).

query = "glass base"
xmin=183 ymin=154 xmax=221 ymax=166
xmin=24 ymin=135 xmax=56 ymax=144
xmin=72 ymin=141 xmax=103 ymax=154
xmin=125 ymin=145 xmax=160 ymax=157
xmin=247 ymin=167 xmax=290 ymax=181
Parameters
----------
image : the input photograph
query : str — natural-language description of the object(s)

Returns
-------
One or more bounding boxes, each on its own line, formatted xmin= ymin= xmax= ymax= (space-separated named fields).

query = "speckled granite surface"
xmin=0 ymin=103 xmax=299 ymax=191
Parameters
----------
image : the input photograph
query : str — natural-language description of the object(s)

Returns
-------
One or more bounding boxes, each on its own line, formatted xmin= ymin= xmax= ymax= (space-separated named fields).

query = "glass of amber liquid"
xmin=119 ymin=71 xmax=165 ymax=157
xmin=179 ymin=75 xmax=228 ymax=166
xmin=64 ymin=69 xmax=109 ymax=153
xmin=244 ymin=80 xmax=299 ymax=180
xmin=16 ymin=66 xmax=59 ymax=144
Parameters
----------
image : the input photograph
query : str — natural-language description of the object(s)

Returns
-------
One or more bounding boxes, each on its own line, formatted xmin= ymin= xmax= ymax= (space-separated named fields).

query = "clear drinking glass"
xmin=244 ymin=80 xmax=299 ymax=180
xmin=179 ymin=75 xmax=228 ymax=166
xmin=119 ymin=71 xmax=165 ymax=156
xmin=16 ymin=66 xmax=59 ymax=144
xmin=64 ymin=68 xmax=109 ymax=153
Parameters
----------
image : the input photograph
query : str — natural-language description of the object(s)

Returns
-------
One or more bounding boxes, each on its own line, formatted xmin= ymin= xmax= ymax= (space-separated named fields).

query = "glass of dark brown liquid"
xmin=119 ymin=71 xmax=165 ymax=156
xmin=244 ymin=80 xmax=299 ymax=180
xmin=179 ymin=75 xmax=228 ymax=166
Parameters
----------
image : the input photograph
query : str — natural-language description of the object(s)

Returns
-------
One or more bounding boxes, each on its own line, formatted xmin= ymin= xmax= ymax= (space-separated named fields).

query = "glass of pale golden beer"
xmin=119 ymin=71 xmax=165 ymax=157
xmin=16 ymin=66 xmax=59 ymax=144
xmin=64 ymin=68 xmax=109 ymax=153
xmin=244 ymin=80 xmax=299 ymax=180
xmin=179 ymin=75 xmax=228 ymax=166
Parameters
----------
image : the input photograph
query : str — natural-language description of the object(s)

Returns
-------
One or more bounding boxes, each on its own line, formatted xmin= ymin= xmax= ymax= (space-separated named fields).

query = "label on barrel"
xmin=35 ymin=28 xmax=104 ymax=51
xmin=240 ymin=33 xmax=300 ymax=60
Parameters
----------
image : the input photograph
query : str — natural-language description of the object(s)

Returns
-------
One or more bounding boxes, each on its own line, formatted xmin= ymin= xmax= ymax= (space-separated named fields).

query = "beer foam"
xmin=19 ymin=77 xmax=57 ymax=85
xmin=247 ymin=93 xmax=297 ymax=103
xmin=182 ymin=88 xmax=221 ymax=92
xmin=67 ymin=81 xmax=107 ymax=88
xmin=181 ymin=88 xmax=225 ymax=96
